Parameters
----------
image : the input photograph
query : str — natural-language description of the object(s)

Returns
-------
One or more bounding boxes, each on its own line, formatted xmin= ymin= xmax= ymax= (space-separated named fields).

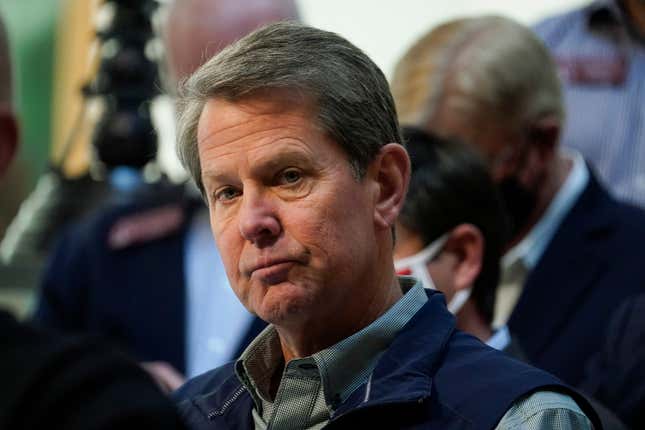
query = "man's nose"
xmin=238 ymin=191 xmax=281 ymax=246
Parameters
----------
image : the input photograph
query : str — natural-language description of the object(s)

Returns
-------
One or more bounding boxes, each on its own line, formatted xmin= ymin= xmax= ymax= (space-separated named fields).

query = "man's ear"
xmin=370 ymin=143 xmax=410 ymax=230
xmin=0 ymin=108 xmax=18 ymax=178
xmin=443 ymin=224 xmax=483 ymax=292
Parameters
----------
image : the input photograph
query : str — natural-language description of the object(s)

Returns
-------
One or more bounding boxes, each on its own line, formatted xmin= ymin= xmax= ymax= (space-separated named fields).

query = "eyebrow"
xmin=201 ymin=144 xmax=320 ymax=188
xmin=249 ymin=148 xmax=317 ymax=176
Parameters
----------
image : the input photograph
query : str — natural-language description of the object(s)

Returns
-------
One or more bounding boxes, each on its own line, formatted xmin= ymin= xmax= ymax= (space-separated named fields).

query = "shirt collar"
xmin=235 ymin=325 xmax=283 ymax=406
xmin=502 ymin=150 xmax=589 ymax=271
xmin=486 ymin=325 xmax=511 ymax=351
xmin=313 ymin=277 xmax=425 ymax=406
xmin=235 ymin=277 xmax=427 ymax=409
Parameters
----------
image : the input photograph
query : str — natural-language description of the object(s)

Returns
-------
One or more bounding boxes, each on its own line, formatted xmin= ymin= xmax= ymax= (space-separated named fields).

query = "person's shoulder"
xmin=611 ymin=197 xmax=645 ymax=231
xmin=439 ymin=331 xmax=563 ymax=394
xmin=1 ymin=312 xmax=185 ymax=429
xmin=595 ymin=185 xmax=645 ymax=249
xmin=577 ymin=172 xmax=645 ymax=238
xmin=61 ymin=183 xmax=199 ymax=253
xmin=432 ymin=331 xmax=578 ymax=425
xmin=496 ymin=390 xmax=593 ymax=429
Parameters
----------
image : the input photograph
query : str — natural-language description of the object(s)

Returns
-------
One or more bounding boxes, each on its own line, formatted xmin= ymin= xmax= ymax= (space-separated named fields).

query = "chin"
xmin=254 ymin=281 xmax=313 ymax=325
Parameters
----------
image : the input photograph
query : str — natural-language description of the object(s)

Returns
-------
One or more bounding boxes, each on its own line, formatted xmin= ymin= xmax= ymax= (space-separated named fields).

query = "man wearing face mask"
xmin=394 ymin=127 xmax=629 ymax=430
xmin=391 ymin=15 xmax=645 ymax=387
xmin=393 ymin=127 xmax=521 ymax=355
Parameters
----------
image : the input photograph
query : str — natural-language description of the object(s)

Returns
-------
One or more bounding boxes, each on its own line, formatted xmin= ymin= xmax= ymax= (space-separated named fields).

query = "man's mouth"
xmin=250 ymin=260 xmax=296 ymax=285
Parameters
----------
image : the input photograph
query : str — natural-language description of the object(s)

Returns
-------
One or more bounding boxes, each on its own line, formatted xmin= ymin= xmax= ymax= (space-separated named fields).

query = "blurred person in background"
xmin=534 ymin=0 xmax=645 ymax=208
xmin=0 ymin=13 xmax=186 ymax=430
xmin=395 ymin=127 xmax=628 ymax=430
xmin=32 ymin=0 xmax=298 ymax=392
xmin=393 ymin=127 xmax=517 ymax=355
xmin=391 ymin=15 xmax=645 ymax=388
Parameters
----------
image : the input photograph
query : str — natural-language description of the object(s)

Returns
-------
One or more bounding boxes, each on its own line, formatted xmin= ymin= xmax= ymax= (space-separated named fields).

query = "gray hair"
xmin=176 ymin=21 xmax=402 ymax=195
xmin=391 ymin=15 xmax=563 ymax=130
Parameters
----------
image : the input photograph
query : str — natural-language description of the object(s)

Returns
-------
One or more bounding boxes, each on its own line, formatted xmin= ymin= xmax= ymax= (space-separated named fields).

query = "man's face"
xmin=429 ymin=104 xmax=525 ymax=183
xmin=197 ymin=95 xmax=380 ymax=326
xmin=429 ymin=102 xmax=547 ymax=239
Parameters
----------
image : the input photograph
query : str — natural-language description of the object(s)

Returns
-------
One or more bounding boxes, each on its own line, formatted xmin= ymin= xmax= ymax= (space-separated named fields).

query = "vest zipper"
xmin=207 ymin=386 xmax=246 ymax=419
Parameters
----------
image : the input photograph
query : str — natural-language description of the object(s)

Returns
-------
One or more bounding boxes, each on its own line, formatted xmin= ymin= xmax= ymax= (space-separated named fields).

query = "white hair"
xmin=392 ymin=15 xmax=564 ymax=129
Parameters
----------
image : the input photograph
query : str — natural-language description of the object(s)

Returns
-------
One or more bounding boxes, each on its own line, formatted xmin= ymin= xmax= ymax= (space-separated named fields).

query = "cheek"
xmin=211 ymin=216 xmax=244 ymax=286
xmin=288 ymin=192 xmax=374 ymax=279
xmin=288 ymin=189 xmax=368 ymax=245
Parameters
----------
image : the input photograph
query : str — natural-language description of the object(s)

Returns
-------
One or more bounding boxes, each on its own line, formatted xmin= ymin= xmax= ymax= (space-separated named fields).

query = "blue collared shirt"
xmin=185 ymin=209 xmax=254 ymax=378
xmin=534 ymin=0 xmax=645 ymax=207
xmin=487 ymin=324 xmax=512 ymax=351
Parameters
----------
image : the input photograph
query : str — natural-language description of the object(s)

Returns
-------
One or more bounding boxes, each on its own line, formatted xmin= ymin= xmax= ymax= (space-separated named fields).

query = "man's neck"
xmin=456 ymin=300 xmax=493 ymax=343
xmin=275 ymin=276 xmax=403 ymax=363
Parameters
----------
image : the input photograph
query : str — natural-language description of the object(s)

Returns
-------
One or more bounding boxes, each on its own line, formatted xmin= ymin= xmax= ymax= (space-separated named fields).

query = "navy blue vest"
xmin=174 ymin=291 xmax=600 ymax=429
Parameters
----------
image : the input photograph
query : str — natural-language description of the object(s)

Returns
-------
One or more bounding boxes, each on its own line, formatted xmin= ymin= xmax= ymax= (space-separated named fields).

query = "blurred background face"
xmin=163 ymin=0 xmax=299 ymax=85
xmin=427 ymin=101 xmax=547 ymax=240
xmin=428 ymin=100 xmax=530 ymax=183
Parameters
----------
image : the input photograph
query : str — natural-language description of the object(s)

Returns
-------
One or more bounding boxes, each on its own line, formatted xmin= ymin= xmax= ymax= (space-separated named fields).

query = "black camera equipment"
xmin=90 ymin=0 xmax=160 ymax=169
xmin=1 ymin=0 xmax=163 ymax=266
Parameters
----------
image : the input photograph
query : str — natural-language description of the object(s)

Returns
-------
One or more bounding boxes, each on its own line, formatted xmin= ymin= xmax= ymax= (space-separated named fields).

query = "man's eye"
xmin=280 ymin=169 xmax=302 ymax=185
xmin=215 ymin=187 xmax=241 ymax=202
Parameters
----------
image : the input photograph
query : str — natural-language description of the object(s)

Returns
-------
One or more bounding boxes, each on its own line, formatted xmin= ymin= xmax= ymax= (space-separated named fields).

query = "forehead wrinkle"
xmin=200 ymin=121 xmax=311 ymax=160
xmin=245 ymin=138 xmax=318 ymax=171
xmin=198 ymin=106 xmax=311 ymax=148
xmin=198 ymin=97 xmax=323 ymax=186
xmin=199 ymin=132 xmax=316 ymax=183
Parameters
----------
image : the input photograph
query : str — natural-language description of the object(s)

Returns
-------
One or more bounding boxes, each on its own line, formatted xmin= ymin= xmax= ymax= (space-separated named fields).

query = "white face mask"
xmin=394 ymin=233 xmax=471 ymax=315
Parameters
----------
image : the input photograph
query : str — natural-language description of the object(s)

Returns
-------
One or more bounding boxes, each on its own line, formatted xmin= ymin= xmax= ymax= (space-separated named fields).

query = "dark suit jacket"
xmin=580 ymin=294 xmax=645 ymax=429
xmin=33 ymin=184 xmax=265 ymax=374
xmin=501 ymin=333 xmax=528 ymax=363
xmin=502 ymin=331 xmax=628 ymax=430
xmin=508 ymin=171 xmax=645 ymax=387
xmin=0 ymin=309 xmax=185 ymax=430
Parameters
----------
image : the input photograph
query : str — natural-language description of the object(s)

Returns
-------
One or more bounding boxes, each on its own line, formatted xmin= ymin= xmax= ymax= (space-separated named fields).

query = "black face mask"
xmin=497 ymin=176 xmax=538 ymax=240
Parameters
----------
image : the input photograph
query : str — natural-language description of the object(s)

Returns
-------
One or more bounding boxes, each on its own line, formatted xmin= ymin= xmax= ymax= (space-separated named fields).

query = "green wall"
xmin=0 ymin=0 xmax=59 ymax=236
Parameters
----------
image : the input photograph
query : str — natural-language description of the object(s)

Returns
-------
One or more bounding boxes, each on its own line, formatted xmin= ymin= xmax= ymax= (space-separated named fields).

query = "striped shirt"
xmin=534 ymin=0 xmax=645 ymax=207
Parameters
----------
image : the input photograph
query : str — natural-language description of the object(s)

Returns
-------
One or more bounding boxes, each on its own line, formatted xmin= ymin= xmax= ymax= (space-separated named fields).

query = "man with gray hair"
xmin=173 ymin=21 xmax=598 ymax=430
xmin=391 ymin=15 xmax=645 ymax=388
